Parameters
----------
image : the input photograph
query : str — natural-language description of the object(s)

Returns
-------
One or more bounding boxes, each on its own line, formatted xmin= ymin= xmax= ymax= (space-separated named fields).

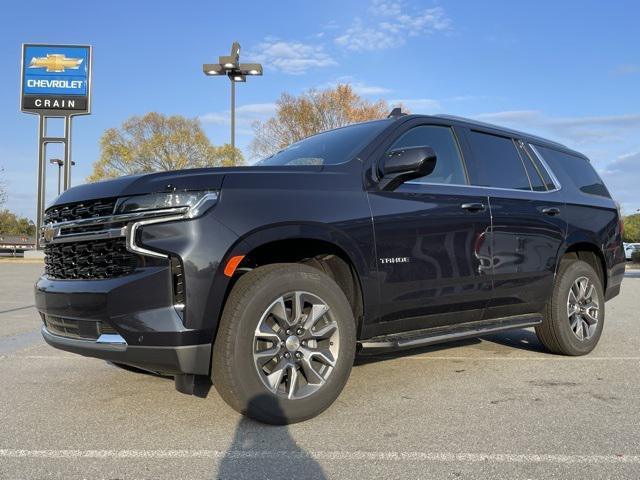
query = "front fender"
xmin=203 ymin=221 xmax=378 ymax=340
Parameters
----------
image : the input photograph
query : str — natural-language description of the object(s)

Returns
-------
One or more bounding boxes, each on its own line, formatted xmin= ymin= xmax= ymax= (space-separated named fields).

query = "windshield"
xmin=256 ymin=120 xmax=392 ymax=166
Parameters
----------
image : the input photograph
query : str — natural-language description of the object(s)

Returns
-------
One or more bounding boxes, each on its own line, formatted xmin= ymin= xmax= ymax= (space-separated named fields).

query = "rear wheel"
xmin=535 ymin=259 xmax=604 ymax=355
xmin=212 ymin=263 xmax=356 ymax=424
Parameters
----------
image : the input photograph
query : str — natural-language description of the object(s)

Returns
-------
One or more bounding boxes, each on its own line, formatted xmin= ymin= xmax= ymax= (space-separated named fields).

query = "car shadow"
xmin=216 ymin=394 xmax=327 ymax=479
xmin=107 ymin=362 xmax=213 ymax=398
xmin=106 ymin=361 xmax=173 ymax=379
xmin=479 ymin=327 xmax=547 ymax=353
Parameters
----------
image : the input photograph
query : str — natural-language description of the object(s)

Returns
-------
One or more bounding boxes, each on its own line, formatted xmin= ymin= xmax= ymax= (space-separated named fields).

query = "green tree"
xmin=251 ymin=84 xmax=390 ymax=158
xmin=623 ymin=213 xmax=640 ymax=243
xmin=88 ymin=112 xmax=243 ymax=182
xmin=0 ymin=209 xmax=36 ymax=236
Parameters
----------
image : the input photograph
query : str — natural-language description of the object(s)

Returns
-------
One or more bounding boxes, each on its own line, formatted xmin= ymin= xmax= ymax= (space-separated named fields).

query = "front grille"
xmin=43 ymin=315 xmax=117 ymax=340
xmin=44 ymin=238 xmax=138 ymax=280
xmin=44 ymin=198 xmax=117 ymax=224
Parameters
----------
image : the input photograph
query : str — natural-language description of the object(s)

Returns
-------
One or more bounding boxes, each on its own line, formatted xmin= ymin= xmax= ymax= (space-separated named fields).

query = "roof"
xmin=0 ymin=235 xmax=36 ymax=246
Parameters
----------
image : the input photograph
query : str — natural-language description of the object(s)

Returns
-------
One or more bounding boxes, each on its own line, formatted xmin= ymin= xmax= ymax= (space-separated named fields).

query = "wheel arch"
xmin=558 ymin=239 xmax=607 ymax=290
xmin=209 ymin=223 xmax=374 ymax=347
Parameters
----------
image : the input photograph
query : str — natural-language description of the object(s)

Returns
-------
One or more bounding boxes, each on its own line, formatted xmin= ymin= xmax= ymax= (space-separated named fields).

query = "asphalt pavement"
xmin=1 ymin=261 xmax=639 ymax=479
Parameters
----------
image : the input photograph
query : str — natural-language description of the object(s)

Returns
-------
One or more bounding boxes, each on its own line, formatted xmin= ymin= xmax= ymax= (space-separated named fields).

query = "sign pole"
xmin=36 ymin=115 xmax=47 ymax=248
xmin=63 ymin=115 xmax=73 ymax=191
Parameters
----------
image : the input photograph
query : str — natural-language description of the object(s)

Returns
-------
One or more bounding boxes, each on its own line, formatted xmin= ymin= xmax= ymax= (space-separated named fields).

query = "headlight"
xmin=116 ymin=190 xmax=219 ymax=218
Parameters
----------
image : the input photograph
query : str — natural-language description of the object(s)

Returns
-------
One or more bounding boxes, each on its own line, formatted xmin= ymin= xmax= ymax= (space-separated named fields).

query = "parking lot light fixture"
xmin=49 ymin=158 xmax=75 ymax=195
xmin=202 ymin=41 xmax=263 ymax=149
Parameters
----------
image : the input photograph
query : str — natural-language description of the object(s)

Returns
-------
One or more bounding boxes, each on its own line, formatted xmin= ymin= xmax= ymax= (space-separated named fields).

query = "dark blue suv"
xmin=35 ymin=113 xmax=625 ymax=424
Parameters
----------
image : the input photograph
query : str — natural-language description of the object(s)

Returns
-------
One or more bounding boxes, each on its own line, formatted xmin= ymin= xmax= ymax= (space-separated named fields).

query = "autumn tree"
xmin=251 ymin=84 xmax=390 ymax=158
xmin=88 ymin=112 xmax=243 ymax=182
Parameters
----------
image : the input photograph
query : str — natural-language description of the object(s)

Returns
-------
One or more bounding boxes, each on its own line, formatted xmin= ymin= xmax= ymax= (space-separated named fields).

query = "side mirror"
xmin=379 ymin=146 xmax=437 ymax=190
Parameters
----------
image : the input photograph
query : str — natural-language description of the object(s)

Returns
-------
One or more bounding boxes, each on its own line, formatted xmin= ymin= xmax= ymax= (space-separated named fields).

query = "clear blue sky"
xmin=1 ymin=0 xmax=639 ymax=219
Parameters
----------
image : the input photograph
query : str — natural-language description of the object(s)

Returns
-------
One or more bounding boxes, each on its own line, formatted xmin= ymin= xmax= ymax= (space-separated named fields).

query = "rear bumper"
xmin=41 ymin=326 xmax=211 ymax=374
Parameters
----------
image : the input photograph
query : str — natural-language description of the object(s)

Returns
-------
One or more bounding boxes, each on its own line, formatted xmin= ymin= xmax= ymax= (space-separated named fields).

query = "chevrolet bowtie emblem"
xmin=28 ymin=54 xmax=83 ymax=73
xmin=41 ymin=226 xmax=59 ymax=243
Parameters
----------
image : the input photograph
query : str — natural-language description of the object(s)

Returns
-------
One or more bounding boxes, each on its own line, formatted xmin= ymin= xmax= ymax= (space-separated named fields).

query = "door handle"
xmin=461 ymin=203 xmax=486 ymax=212
xmin=542 ymin=207 xmax=561 ymax=216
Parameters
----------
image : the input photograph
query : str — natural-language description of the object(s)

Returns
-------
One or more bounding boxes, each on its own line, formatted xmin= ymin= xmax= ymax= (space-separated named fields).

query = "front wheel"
xmin=212 ymin=263 xmax=356 ymax=424
xmin=535 ymin=259 xmax=605 ymax=355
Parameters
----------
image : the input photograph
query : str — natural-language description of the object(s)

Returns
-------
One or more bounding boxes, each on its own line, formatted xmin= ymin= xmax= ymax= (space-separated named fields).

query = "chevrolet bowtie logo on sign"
xmin=28 ymin=54 xmax=84 ymax=73
xmin=21 ymin=44 xmax=92 ymax=114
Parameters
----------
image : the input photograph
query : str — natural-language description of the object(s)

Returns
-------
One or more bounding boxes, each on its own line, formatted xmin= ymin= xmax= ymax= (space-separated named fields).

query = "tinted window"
xmin=389 ymin=125 xmax=466 ymax=185
xmin=467 ymin=131 xmax=531 ymax=190
xmin=535 ymin=146 xmax=610 ymax=198
xmin=257 ymin=120 xmax=392 ymax=166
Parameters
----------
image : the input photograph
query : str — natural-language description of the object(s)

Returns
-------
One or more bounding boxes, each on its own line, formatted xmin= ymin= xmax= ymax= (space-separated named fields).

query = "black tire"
xmin=212 ymin=263 xmax=356 ymax=424
xmin=535 ymin=259 xmax=605 ymax=356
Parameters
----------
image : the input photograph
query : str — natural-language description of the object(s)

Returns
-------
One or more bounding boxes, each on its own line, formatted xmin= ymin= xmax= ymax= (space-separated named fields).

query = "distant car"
xmin=624 ymin=243 xmax=640 ymax=260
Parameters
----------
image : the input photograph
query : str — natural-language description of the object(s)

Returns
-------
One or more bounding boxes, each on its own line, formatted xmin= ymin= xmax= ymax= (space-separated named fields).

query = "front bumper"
xmin=35 ymin=266 xmax=214 ymax=375
xmin=41 ymin=326 xmax=210 ymax=374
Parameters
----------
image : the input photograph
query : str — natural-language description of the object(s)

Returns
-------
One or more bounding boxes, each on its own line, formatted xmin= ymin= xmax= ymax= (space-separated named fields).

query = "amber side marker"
xmin=224 ymin=255 xmax=245 ymax=277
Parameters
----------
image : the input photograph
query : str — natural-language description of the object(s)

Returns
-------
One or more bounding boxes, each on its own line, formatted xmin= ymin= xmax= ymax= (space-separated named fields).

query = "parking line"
xmin=401 ymin=356 xmax=640 ymax=361
xmin=0 ymin=449 xmax=638 ymax=464
xmin=0 ymin=304 xmax=34 ymax=315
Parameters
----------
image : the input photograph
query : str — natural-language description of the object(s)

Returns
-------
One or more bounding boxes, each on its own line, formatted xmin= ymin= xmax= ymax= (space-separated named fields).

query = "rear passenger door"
xmin=462 ymin=129 xmax=567 ymax=318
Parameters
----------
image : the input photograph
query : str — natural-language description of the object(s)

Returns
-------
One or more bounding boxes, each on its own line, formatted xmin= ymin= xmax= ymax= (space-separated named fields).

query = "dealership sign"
xmin=21 ymin=44 xmax=92 ymax=114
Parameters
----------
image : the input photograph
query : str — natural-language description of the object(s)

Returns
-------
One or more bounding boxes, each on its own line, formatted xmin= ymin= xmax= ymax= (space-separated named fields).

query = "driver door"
xmin=367 ymin=122 xmax=493 ymax=336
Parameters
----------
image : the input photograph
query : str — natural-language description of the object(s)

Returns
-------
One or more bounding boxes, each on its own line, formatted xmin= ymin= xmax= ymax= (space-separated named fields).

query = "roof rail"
xmin=387 ymin=107 xmax=407 ymax=119
xmin=434 ymin=114 xmax=568 ymax=149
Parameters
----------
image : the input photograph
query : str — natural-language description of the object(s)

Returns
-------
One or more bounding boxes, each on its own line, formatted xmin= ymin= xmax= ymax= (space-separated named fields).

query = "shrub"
xmin=632 ymin=250 xmax=640 ymax=264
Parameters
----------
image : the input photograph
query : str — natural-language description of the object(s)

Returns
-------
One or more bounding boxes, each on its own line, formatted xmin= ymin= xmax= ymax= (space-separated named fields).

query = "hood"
xmin=51 ymin=165 xmax=322 ymax=207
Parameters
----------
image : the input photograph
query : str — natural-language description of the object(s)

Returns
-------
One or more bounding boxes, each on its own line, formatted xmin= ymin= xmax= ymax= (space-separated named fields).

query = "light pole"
xmin=49 ymin=158 xmax=75 ymax=196
xmin=203 ymin=42 xmax=263 ymax=150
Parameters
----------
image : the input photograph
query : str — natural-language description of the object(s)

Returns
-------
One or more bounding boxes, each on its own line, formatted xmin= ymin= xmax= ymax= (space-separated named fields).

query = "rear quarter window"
xmin=534 ymin=145 xmax=610 ymax=198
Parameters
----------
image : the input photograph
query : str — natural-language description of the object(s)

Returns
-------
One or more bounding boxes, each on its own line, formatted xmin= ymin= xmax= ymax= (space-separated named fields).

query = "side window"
xmin=467 ymin=131 xmax=531 ymax=190
xmin=534 ymin=146 xmax=610 ymax=198
xmin=388 ymin=125 xmax=467 ymax=185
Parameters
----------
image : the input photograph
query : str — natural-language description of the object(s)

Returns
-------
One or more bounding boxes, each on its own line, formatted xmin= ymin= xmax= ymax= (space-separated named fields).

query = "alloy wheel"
xmin=567 ymin=276 xmax=600 ymax=341
xmin=252 ymin=291 xmax=340 ymax=400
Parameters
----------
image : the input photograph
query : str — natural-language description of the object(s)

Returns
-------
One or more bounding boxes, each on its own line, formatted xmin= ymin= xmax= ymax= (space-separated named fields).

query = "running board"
xmin=359 ymin=315 xmax=542 ymax=352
